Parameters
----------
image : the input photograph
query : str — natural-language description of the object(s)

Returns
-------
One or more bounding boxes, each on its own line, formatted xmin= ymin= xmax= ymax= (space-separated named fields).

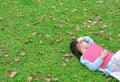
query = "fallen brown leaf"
xmin=39 ymin=40 xmax=43 ymax=44
xmin=51 ymin=6 xmax=59 ymax=12
xmin=52 ymin=78 xmax=58 ymax=82
xmin=64 ymin=58 xmax=69 ymax=63
xmin=66 ymin=32 xmax=74 ymax=35
xmin=21 ymin=51 xmax=26 ymax=56
xmin=7 ymin=70 xmax=17 ymax=78
xmin=0 ymin=17 xmax=4 ymax=21
xmin=26 ymin=38 xmax=34 ymax=43
xmin=9 ymin=71 xmax=17 ymax=78
xmin=14 ymin=58 xmax=20 ymax=62
xmin=61 ymin=57 xmax=65 ymax=61
xmin=82 ymin=74 xmax=88 ymax=78
xmin=106 ymin=77 xmax=112 ymax=82
xmin=32 ymin=31 xmax=37 ymax=35
xmin=118 ymin=34 xmax=120 ymax=37
xmin=98 ymin=30 xmax=105 ymax=36
xmin=7 ymin=69 xmax=12 ymax=75
xmin=34 ymin=75 xmax=42 ymax=81
xmin=27 ymin=76 xmax=33 ymax=82
xmin=62 ymin=62 xmax=67 ymax=66
xmin=59 ymin=50 xmax=65 ymax=53
xmin=76 ymin=26 xmax=81 ymax=31
xmin=71 ymin=8 xmax=77 ymax=13
xmin=40 ymin=52 xmax=44 ymax=55
xmin=4 ymin=54 xmax=9 ymax=58
xmin=36 ymin=0 xmax=40 ymax=3
xmin=63 ymin=54 xmax=74 ymax=57
xmin=44 ymin=34 xmax=50 ymax=38
xmin=96 ymin=0 xmax=103 ymax=3
xmin=100 ymin=44 xmax=105 ymax=47
xmin=17 ymin=13 xmax=24 ymax=17
xmin=44 ymin=78 xmax=51 ymax=82
xmin=56 ymin=37 xmax=62 ymax=43
xmin=31 ymin=72 xmax=37 ymax=77
xmin=74 ymin=75 xmax=78 ymax=78
xmin=47 ymin=73 xmax=51 ymax=78
xmin=105 ymin=38 xmax=112 ymax=41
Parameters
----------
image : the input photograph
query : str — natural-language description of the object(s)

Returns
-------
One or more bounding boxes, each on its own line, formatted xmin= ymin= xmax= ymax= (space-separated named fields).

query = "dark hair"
xmin=70 ymin=39 xmax=82 ymax=59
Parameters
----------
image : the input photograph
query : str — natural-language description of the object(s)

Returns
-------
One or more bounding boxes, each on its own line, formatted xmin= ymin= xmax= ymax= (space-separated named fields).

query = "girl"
xmin=70 ymin=36 xmax=120 ymax=81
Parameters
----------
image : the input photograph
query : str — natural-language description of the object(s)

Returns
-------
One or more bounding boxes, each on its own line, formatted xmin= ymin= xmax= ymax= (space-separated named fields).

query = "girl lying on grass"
xmin=70 ymin=36 xmax=120 ymax=81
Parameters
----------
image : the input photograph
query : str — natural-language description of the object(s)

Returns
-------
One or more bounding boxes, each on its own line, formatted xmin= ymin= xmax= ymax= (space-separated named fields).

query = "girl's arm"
xmin=80 ymin=57 xmax=103 ymax=71
xmin=83 ymin=36 xmax=94 ymax=44
xmin=80 ymin=50 xmax=108 ymax=71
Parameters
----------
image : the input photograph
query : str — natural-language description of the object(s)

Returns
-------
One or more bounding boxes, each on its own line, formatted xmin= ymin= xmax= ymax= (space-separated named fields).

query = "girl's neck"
xmin=80 ymin=48 xmax=87 ymax=55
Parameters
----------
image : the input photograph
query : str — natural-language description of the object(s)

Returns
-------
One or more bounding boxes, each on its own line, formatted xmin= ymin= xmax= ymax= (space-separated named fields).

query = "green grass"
xmin=0 ymin=0 xmax=120 ymax=82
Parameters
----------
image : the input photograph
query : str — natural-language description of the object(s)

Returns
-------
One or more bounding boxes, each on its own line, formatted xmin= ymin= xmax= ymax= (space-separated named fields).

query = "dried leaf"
xmin=33 ymin=9 xmax=37 ymax=12
xmin=39 ymin=40 xmax=43 ymax=44
xmin=76 ymin=26 xmax=81 ymax=31
xmin=109 ymin=32 xmax=112 ymax=35
xmin=82 ymin=74 xmax=88 ymax=78
xmin=36 ymin=0 xmax=40 ymax=3
xmin=0 ymin=17 xmax=4 ymax=21
xmin=7 ymin=70 xmax=12 ymax=75
xmin=52 ymin=78 xmax=58 ymax=82
xmin=14 ymin=58 xmax=20 ymax=62
xmin=96 ymin=0 xmax=103 ymax=3
xmin=44 ymin=34 xmax=50 ymax=38
xmin=63 ymin=54 xmax=74 ymax=57
xmin=61 ymin=57 xmax=65 ymax=61
xmin=7 ymin=70 xmax=17 ymax=78
xmin=26 ymin=38 xmax=34 ymax=43
xmin=71 ymin=8 xmax=77 ymax=13
xmin=4 ymin=54 xmax=9 ymax=58
xmin=118 ymin=34 xmax=120 ymax=37
xmin=33 ymin=32 xmax=37 ymax=35
xmin=34 ymin=76 xmax=42 ymax=81
xmin=88 ymin=31 xmax=92 ymax=34
xmin=56 ymin=37 xmax=62 ymax=43
xmin=33 ymin=21 xmax=41 ymax=25
xmin=31 ymin=72 xmax=37 ymax=77
xmin=26 ymin=24 xmax=30 ymax=27
xmin=45 ymin=78 xmax=51 ymax=82
xmin=47 ymin=73 xmax=51 ymax=78
xmin=106 ymin=77 xmax=112 ymax=82
xmin=102 ymin=24 xmax=107 ymax=28
xmin=105 ymin=38 xmax=112 ymax=41
xmin=21 ymin=52 xmax=26 ymax=56
xmin=87 ymin=25 xmax=91 ymax=28
xmin=59 ymin=50 xmax=65 ymax=53
xmin=100 ymin=44 xmax=105 ymax=47
xmin=17 ymin=13 xmax=24 ymax=17
xmin=98 ymin=30 xmax=105 ymax=36
xmin=9 ymin=71 xmax=17 ymax=78
xmin=64 ymin=58 xmax=69 ymax=63
xmin=74 ymin=75 xmax=78 ymax=78
xmin=29 ymin=39 xmax=34 ymax=42
xmin=50 ymin=41 xmax=54 ymax=45
xmin=27 ymin=76 xmax=33 ymax=82
xmin=66 ymin=32 xmax=74 ymax=35
xmin=51 ymin=6 xmax=59 ymax=12
xmin=40 ymin=52 xmax=44 ymax=55
xmin=62 ymin=62 xmax=67 ymax=66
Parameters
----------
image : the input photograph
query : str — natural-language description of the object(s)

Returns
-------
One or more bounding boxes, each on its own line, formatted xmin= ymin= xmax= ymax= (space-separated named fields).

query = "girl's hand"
xmin=100 ymin=49 xmax=109 ymax=59
xmin=77 ymin=37 xmax=84 ymax=44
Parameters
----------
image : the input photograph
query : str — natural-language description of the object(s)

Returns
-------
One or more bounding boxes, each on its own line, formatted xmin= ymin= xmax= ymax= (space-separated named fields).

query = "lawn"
xmin=0 ymin=0 xmax=120 ymax=82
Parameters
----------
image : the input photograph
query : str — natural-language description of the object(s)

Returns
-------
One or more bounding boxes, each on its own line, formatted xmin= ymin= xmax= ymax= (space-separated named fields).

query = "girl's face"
xmin=76 ymin=37 xmax=89 ymax=50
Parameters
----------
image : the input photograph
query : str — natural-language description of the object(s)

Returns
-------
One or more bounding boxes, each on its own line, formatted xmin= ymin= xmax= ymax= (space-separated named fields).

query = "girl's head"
xmin=70 ymin=37 xmax=89 ymax=59
xmin=70 ymin=39 xmax=82 ymax=59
